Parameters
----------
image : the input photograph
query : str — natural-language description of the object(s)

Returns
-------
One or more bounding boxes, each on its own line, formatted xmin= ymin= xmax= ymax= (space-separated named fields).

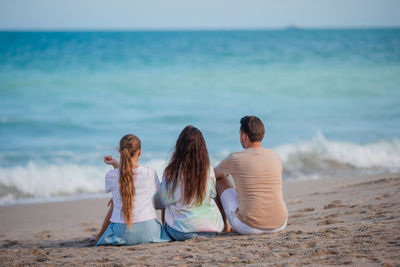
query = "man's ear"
xmin=242 ymin=132 xmax=249 ymax=143
xmin=137 ymin=149 xmax=142 ymax=157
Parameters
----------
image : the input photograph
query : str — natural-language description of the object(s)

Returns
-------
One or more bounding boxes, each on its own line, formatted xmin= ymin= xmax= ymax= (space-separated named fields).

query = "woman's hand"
xmin=104 ymin=155 xmax=119 ymax=169
xmin=107 ymin=198 xmax=113 ymax=207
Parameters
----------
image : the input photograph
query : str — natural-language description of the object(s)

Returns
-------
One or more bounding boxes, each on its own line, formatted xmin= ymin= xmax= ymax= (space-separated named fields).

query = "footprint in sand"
xmin=290 ymin=213 xmax=304 ymax=218
xmin=319 ymin=229 xmax=336 ymax=238
xmin=36 ymin=255 xmax=48 ymax=263
xmin=318 ymin=218 xmax=343 ymax=225
xmin=375 ymin=193 xmax=394 ymax=200
xmin=299 ymin=208 xmax=315 ymax=212
xmin=288 ymin=199 xmax=302 ymax=204
xmin=312 ymin=248 xmax=339 ymax=257
xmin=35 ymin=230 xmax=51 ymax=240
xmin=31 ymin=247 xmax=49 ymax=263
xmin=2 ymin=240 xmax=19 ymax=248
xmin=284 ymin=230 xmax=302 ymax=241
xmin=324 ymin=200 xmax=342 ymax=209
xmin=325 ymin=213 xmax=341 ymax=218
xmin=84 ymin=227 xmax=98 ymax=233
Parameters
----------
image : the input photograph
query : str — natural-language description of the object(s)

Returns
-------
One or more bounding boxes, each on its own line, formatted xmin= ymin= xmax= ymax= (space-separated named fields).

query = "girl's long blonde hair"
xmin=119 ymin=134 xmax=141 ymax=228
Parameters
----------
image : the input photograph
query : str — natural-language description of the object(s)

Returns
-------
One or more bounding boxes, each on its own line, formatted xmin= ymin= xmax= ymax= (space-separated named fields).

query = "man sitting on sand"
xmin=214 ymin=116 xmax=288 ymax=234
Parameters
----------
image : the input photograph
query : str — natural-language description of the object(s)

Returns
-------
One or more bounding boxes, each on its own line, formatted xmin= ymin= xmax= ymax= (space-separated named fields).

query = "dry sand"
xmin=1 ymin=173 xmax=399 ymax=266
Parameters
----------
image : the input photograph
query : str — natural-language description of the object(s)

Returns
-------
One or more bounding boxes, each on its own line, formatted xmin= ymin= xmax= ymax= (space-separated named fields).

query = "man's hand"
xmin=104 ymin=155 xmax=119 ymax=169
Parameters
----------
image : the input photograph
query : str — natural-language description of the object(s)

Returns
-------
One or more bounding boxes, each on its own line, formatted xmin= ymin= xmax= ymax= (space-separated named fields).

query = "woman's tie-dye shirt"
xmin=155 ymin=166 xmax=224 ymax=233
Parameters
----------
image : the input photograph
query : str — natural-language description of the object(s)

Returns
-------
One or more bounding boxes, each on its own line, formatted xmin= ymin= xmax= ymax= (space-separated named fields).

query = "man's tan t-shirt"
xmin=215 ymin=147 xmax=288 ymax=229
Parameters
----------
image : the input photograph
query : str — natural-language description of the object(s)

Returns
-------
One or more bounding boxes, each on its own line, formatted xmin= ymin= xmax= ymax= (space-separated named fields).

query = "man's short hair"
xmin=240 ymin=116 xmax=265 ymax=142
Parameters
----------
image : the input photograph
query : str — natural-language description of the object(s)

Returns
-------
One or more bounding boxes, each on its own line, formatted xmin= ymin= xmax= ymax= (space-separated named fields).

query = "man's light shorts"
xmin=220 ymin=188 xmax=287 ymax=235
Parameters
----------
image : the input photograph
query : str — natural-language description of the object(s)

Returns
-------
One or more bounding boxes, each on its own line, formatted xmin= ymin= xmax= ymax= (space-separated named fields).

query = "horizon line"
xmin=1 ymin=25 xmax=400 ymax=32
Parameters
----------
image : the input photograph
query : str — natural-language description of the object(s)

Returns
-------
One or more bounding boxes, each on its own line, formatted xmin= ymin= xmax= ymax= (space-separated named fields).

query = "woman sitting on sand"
xmin=155 ymin=125 xmax=224 ymax=241
xmin=96 ymin=134 xmax=171 ymax=246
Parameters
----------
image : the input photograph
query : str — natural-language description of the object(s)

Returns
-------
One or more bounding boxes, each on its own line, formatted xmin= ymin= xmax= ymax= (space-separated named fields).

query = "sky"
xmin=0 ymin=0 xmax=400 ymax=30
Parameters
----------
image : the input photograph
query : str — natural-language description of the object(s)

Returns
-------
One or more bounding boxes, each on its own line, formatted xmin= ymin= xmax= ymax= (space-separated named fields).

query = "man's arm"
xmin=213 ymin=164 xmax=234 ymax=233
xmin=214 ymin=166 xmax=227 ymax=180
xmin=214 ymin=153 xmax=233 ymax=180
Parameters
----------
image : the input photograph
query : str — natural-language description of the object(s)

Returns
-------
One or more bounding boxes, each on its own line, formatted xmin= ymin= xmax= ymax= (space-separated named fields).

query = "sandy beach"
xmin=1 ymin=173 xmax=399 ymax=266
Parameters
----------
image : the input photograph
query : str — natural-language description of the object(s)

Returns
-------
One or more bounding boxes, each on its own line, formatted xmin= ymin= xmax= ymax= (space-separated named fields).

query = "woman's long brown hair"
xmin=164 ymin=125 xmax=210 ymax=205
xmin=119 ymin=134 xmax=141 ymax=228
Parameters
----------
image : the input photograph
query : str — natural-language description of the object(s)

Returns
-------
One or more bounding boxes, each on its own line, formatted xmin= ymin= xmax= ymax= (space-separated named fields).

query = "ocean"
xmin=1 ymin=29 xmax=399 ymax=205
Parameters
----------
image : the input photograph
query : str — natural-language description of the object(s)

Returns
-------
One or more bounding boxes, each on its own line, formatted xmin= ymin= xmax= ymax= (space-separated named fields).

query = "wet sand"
xmin=1 ymin=173 xmax=399 ymax=266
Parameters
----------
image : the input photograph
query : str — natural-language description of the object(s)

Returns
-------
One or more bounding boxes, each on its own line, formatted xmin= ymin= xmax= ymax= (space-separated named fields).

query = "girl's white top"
xmin=105 ymin=166 xmax=160 ymax=224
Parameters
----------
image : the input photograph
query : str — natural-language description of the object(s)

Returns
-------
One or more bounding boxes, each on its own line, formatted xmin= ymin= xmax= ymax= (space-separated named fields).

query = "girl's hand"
xmin=104 ymin=155 xmax=119 ymax=169
xmin=104 ymin=155 xmax=114 ymax=164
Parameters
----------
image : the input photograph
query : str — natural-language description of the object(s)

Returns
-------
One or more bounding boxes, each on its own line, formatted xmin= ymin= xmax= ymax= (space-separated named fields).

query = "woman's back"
xmin=157 ymin=166 xmax=224 ymax=234
xmin=155 ymin=125 xmax=224 ymax=240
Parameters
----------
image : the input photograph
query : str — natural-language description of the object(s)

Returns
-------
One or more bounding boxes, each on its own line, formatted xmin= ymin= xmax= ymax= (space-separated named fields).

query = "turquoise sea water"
xmin=1 ymin=29 xmax=400 ymax=204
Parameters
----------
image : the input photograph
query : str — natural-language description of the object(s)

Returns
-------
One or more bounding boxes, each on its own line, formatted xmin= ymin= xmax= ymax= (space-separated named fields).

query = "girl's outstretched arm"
xmin=96 ymin=198 xmax=113 ymax=243
xmin=104 ymin=155 xmax=119 ymax=169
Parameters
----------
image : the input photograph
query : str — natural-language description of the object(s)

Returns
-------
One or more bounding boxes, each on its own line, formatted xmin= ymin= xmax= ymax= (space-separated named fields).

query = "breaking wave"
xmin=1 ymin=134 xmax=399 ymax=205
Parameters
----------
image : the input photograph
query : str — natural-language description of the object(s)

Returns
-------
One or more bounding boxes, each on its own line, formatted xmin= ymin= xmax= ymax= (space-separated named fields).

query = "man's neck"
xmin=247 ymin=142 xmax=262 ymax=149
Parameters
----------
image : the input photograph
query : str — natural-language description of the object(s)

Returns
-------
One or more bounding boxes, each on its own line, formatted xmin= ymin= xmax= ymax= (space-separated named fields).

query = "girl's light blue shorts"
xmin=96 ymin=219 xmax=171 ymax=246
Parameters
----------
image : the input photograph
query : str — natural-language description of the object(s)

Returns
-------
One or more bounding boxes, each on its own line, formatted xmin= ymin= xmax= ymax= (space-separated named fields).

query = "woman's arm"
xmin=156 ymin=180 xmax=178 ymax=207
xmin=161 ymin=209 xmax=165 ymax=226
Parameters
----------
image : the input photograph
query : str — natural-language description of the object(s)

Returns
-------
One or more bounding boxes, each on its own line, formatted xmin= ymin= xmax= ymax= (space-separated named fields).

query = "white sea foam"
xmin=0 ymin=159 xmax=169 ymax=205
xmin=1 ymin=135 xmax=399 ymax=205
xmin=275 ymin=133 xmax=400 ymax=177
xmin=0 ymin=162 xmax=107 ymax=200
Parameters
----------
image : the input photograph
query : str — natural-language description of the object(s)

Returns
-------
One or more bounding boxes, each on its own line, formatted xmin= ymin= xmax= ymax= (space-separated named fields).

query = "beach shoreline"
xmin=1 ymin=172 xmax=399 ymax=266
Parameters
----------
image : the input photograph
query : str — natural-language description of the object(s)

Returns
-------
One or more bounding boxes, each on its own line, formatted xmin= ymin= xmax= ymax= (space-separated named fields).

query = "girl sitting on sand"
xmin=155 ymin=125 xmax=224 ymax=241
xmin=96 ymin=134 xmax=171 ymax=246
